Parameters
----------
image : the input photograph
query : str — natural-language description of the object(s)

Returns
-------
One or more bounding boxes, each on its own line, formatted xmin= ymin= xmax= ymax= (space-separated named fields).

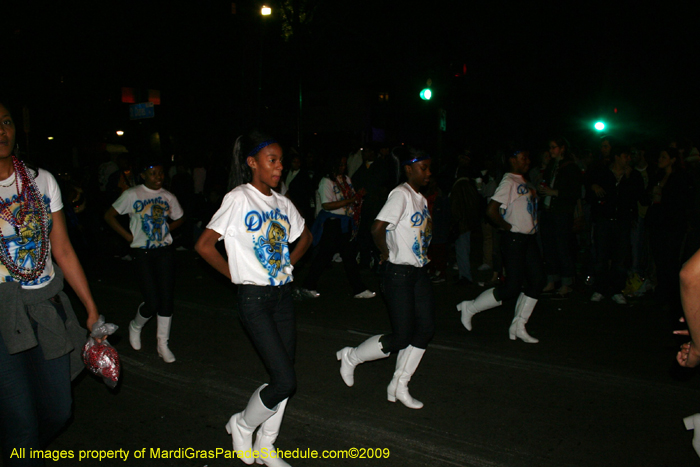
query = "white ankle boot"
xmin=508 ymin=293 xmax=539 ymax=343
xmin=226 ymin=385 xmax=276 ymax=465
xmin=253 ymin=398 xmax=291 ymax=466
xmin=156 ymin=315 xmax=176 ymax=362
xmin=336 ymin=335 xmax=389 ymax=387
xmin=129 ymin=303 xmax=150 ymax=350
xmin=457 ymin=288 xmax=502 ymax=331
xmin=684 ymin=413 xmax=700 ymax=457
xmin=387 ymin=346 xmax=425 ymax=409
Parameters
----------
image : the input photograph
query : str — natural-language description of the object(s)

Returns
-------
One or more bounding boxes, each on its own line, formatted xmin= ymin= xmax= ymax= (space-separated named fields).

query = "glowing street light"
xmin=261 ymin=5 xmax=271 ymax=15
xmin=420 ymin=88 xmax=432 ymax=101
xmin=116 ymin=130 xmax=125 ymax=136
xmin=47 ymin=136 xmax=54 ymax=140
xmin=594 ymin=121 xmax=605 ymax=131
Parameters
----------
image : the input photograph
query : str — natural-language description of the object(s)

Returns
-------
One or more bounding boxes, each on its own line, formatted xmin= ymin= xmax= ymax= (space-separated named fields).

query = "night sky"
xmin=3 ymin=0 xmax=699 ymax=161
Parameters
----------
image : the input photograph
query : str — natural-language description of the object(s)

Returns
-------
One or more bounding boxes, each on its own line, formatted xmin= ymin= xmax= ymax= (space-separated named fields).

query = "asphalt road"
xmin=8 ymin=250 xmax=700 ymax=466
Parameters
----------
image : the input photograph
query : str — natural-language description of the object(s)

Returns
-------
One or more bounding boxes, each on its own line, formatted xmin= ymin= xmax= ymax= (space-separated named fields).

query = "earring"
xmin=14 ymin=144 xmax=20 ymax=157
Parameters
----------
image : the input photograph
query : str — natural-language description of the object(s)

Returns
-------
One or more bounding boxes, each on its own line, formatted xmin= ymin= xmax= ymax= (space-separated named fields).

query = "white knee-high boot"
xmin=336 ymin=335 xmax=389 ymax=387
xmin=156 ymin=315 xmax=176 ymax=362
xmin=226 ymin=385 xmax=277 ymax=465
xmin=509 ymin=293 xmax=539 ymax=343
xmin=129 ymin=303 xmax=150 ymax=350
xmin=457 ymin=288 xmax=502 ymax=331
xmin=684 ymin=413 xmax=700 ymax=457
xmin=387 ymin=346 xmax=426 ymax=409
xmin=254 ymin=398 xmax=291 ymax=467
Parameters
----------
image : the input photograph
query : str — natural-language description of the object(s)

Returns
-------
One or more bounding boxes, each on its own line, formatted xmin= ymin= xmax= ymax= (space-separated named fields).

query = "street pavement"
xmin=12 ymin=250 xmax=700 ymax=466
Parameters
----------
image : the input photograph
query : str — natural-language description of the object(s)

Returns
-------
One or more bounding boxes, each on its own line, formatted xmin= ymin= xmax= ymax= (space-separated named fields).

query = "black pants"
xmin=303 ymin=219 xmax=365 ymax=295
xmin=494 ymin=232 xmax=545 ymax=302
xmin=133 ymin=246 xmax=175 ymax=318
xmin=592 ymin=219 xmax=630 ymax=297
xmin=237 ymin=283 xmax=296 ymax=409
xmin=379 ymin=263 xmax=435 ymax=352
xmin=540 ymin=210 xmax=576 ymax=285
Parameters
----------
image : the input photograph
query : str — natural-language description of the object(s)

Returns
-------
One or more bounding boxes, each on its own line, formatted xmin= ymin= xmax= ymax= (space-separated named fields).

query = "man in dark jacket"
xmin=586 ymin=146 xmax=645 ymax=305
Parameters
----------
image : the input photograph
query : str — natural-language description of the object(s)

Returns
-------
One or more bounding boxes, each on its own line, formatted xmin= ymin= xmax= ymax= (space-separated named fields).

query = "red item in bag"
xmin=82 ymin=340 xmax=120 ymax=388
xmin=82 ymin=315 xmax=120 ymax=388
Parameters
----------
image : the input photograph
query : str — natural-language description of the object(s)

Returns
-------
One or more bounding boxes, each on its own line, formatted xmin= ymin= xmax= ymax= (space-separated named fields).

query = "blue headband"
xmin=247 ymin=139 xmax=278 ymax=158
xmin=401 ymin=154 xmax=430 ymax=166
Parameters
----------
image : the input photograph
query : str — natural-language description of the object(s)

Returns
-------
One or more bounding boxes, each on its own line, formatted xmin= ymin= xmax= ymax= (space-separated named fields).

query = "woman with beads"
xmin=104 ymin=161 xmax=184 ymax=363
xmin=195 ymin=131 xmax=312 ymax=466
xmin=336 ymin=147 xmax=434 ymax=409
xmin=298 ymin=154 xmax=375 ymax=299
xmin=457 ymin=149 xmax=545 ymax=343
xmin=0 ymin=100 xmax=101 ymax=466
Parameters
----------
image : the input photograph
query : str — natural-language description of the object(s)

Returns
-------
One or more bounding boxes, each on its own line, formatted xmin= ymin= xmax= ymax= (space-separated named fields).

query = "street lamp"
xmin=257 ymin=5 xmax=271 ymax=125
xmin=116 ymin=130 xmax=124 ymax=136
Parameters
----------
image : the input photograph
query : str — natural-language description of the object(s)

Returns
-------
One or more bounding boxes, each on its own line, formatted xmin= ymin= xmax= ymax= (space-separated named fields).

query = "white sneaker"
xmin=354 ymin=290 xmax=376 ymax=299
xmin=299 ymin=288 xmax=320 ymax=298
xmin=590 ymin=292 xmax=604 ymax=302
xmin=333 ymin=253 xmax=343 ymax=263
xmin=612 ymin=293 xmax=627 ymax=305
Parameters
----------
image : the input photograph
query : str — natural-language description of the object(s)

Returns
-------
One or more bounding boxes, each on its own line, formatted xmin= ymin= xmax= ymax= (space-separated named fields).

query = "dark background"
xmin=2 ymin=0 xmax=699 ymax=165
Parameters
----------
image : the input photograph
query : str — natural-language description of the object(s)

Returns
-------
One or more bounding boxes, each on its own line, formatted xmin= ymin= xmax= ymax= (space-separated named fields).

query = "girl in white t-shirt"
xmin=299 ymin=155 xmax=375 ymax=299
xmin=336 ymin=147 xmax=434 ymax=409
xmin=457 ymin=150 xmax=545 ymax=343
xmin=195 ymin=131 xmax=312 ymax=465
xmin=105 ymin=162 xmax=184 ymax=362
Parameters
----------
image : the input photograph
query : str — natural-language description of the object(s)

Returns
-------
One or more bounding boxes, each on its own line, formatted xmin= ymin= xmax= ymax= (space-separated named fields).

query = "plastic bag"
xmin=82 ymin=315 xmax=120 ymax=388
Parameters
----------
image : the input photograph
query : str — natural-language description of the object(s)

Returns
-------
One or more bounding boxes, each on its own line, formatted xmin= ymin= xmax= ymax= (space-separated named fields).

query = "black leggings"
xmin=237 ymin=284 xmax=296 ymax=409
xmin=133 ymin=246 xmax=175 ymax=318
xmin=494 ymin=232 xmax=545 ymax=302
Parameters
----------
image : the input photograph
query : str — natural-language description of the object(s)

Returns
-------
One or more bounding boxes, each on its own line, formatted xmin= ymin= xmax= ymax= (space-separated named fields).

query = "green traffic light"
xmin=420 ymin=88 xmax=432 ymax=100
xmin=594 ymin=121 xmax=605 ymax=131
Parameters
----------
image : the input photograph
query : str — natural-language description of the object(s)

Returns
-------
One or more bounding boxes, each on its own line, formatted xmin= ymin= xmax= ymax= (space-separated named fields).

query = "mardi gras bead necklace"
xmin=0 ymin=156 xmax=51 ymax=282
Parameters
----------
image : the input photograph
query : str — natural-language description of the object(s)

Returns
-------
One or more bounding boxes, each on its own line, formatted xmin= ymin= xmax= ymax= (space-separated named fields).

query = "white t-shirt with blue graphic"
xmin=207 ymin=184 xmax=305 ymax=286
xmin=0 ymin=169 xmax=62 ymax=289
xmin=375 ymin=183 xmax=432 ymax=268
xmin=491 ymin=173 xmax=538 ymax=235
xmin=315 ymin=175 xmax=355 ymax=217
xmin=112 ymin=185 xmax=184 ymax=249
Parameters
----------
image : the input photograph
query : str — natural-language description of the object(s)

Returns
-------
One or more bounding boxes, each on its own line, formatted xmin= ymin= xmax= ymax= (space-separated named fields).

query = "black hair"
xmin=664 ymin=146 xmax=680 ymax=160
xmin=500 ymin=148 xmax=528 ymax=173
xmin=228 ymin=130 xmax=277 ymax=191
xmin=322 ymin=153 xmax=347 ymax=179
xmin=0 ymin=98 xmax=38 ymax=177
xmin=549 ymin=136 xmax=571 ymax=159
xmin=140 ymin=159 xmax=165 ymax=173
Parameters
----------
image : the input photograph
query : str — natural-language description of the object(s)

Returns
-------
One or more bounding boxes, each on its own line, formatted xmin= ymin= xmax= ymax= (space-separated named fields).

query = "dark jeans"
xmin=540 ymin=210 xmax=575 ymax=285
xmin=494 ymin=232 xmax=545 ymax=302
xmin=0 ymin=304 xmax=72 ymax=467
xmin=379 ymin=263 xmax=435 ymax=352
xmin=303 ymin=219 xmax=365 ymax=295
xmin=650 ymin=222 xmax=685 ymax=313
xmin=593 ymin=219 xmax=631 ymax=296
xmin=237 ymin=283 xmax=296 ymax=409
xmin=133 ymin=246 xmax=175 ymax=318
